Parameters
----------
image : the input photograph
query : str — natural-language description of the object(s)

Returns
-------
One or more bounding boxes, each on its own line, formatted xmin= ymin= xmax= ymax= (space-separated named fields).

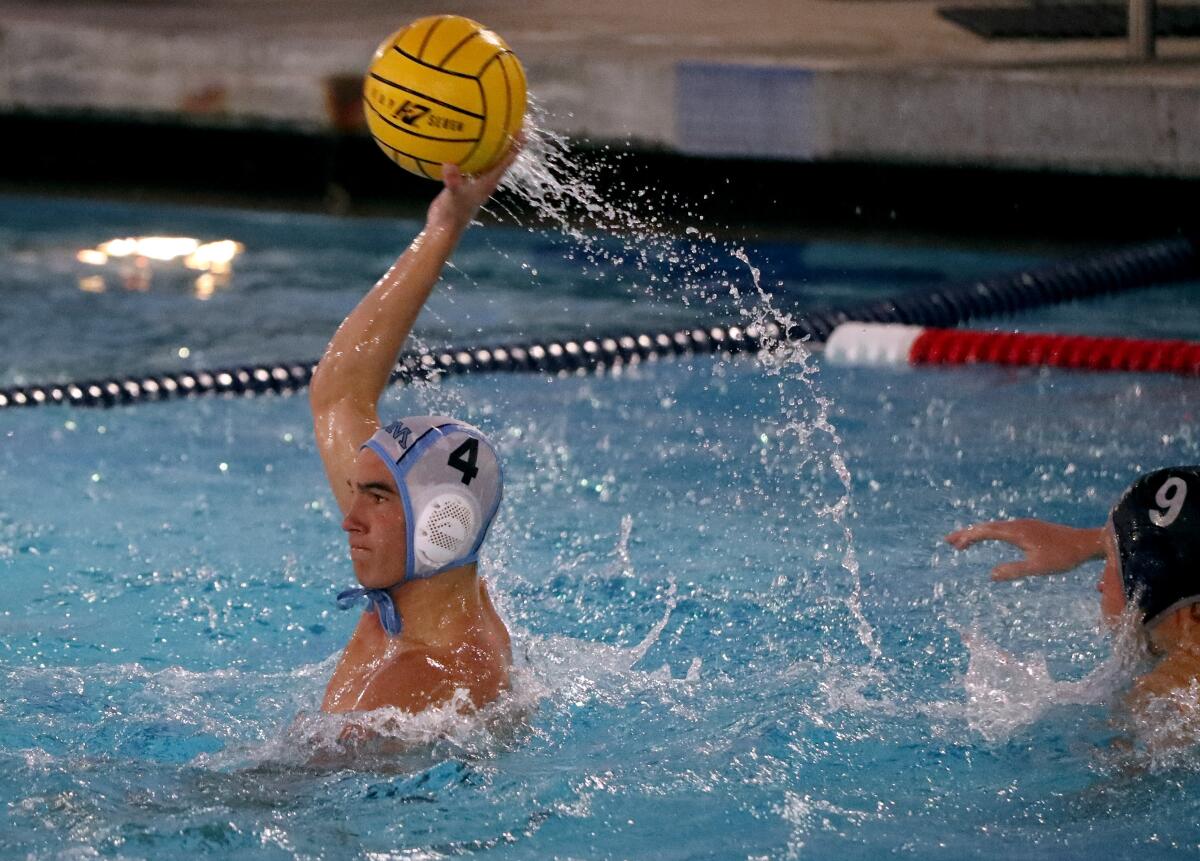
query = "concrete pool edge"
xmin=2 ymin=2 xmax=1199 ymax=178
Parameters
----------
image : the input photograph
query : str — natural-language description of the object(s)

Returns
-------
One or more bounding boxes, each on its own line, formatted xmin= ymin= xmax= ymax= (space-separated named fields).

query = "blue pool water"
xmin=3 ymin=191 xmax=1200 ymax=860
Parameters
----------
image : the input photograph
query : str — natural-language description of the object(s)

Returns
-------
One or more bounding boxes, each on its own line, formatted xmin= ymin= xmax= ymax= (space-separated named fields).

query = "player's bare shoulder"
xmin=352 ymin=648 xmax=460 ymax=713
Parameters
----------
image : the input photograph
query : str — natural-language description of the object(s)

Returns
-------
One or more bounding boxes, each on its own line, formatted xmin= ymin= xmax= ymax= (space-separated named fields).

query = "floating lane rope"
xmin=1 ymin=235 xmax=1196 ymax=409
xmin=0 ymin=328 xmax=766 ymax=410
xmin=826 ymin=323 xmax=1200 ymax=376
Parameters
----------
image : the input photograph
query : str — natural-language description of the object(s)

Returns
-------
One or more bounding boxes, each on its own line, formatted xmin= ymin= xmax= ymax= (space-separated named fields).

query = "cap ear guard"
xmin=414 ymin=486 xmax=482 ymax=568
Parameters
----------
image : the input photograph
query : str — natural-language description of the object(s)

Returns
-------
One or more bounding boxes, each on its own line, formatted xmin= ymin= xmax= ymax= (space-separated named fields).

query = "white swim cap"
xmin=361 ymin=415 xmax=503 ymax=582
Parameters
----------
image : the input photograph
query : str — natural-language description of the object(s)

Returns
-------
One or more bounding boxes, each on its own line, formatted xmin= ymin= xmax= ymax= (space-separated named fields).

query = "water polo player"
xmin=946 ymin=466 xmax=1200 ymax=702
xmin=310 ymin=143 xmax=521 ymax=715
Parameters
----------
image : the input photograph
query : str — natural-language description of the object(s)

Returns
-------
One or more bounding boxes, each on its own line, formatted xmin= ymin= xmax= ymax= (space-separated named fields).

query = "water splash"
xmin=267 ymin=683 xmax=540 ymax=771
xmin=614 ymin=513 xmax=635 ymax=579
xmin=776 ymin=790 xmax=882 ymax=860
xmin=733 ymin=249 xmax=882 ymax=668
xmin=1122 ymin=678 xmax=1200 ymax=771
xmin=955 ymin=611 xmax=1146 ymax=743
xmin=492 ymin=107 xmax=881 ymax=679
xmin=492 ymin=101 xmax=747 ymax=311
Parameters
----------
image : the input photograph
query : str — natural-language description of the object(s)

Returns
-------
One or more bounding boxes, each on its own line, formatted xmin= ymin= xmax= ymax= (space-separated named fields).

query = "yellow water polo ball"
xmin=362 ymin=15 xmax=527 ymax=181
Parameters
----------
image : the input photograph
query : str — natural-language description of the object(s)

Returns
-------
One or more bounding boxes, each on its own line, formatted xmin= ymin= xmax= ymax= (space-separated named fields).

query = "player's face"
xmin=342 ymin=451 xmax=408 ymax=589
xmin=1097 ymin=521 xmax=1126 ymax=622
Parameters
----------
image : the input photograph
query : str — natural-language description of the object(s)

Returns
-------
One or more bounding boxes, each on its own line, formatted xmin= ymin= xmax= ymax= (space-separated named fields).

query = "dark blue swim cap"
xmin=1111 ymin=466 xmax=1200 ymax=627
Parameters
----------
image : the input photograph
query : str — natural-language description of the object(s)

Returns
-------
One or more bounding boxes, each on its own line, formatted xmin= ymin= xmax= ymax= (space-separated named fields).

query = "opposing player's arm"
xmin=945 ymin=519 xmax=1105 ymax=580
xmin=309 ymin=142 xmax=521 ymax=515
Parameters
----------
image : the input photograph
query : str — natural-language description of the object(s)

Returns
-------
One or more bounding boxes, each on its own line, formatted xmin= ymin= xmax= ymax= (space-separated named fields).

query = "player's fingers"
xmin=945 ymin=521 xmax=1007 ymax=549
xmin=442 ymin=162 xmax=463 ymax=191
xmin=479 ymin=133 xmax=523 ymax=186
xmin=944 ymin=528 xmax=973 ymax=549
xmin=504 ymin=127 xmax=526 ymax=162
xmin=991 ymin=559 xmax=1040 ymax=581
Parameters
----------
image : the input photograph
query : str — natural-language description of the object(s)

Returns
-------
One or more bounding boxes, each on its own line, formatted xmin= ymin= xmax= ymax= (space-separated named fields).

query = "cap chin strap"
xmin=336 ymin=586 xmax=403 ymax=636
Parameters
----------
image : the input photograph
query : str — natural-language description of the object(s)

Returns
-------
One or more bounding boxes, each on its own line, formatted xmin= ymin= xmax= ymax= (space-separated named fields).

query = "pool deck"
xmin=2 ymin=0 xmax=1199 ymax=176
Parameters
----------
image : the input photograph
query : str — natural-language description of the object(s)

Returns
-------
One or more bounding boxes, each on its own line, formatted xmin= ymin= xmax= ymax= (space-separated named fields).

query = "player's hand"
xmin=426 ymin=131 xmax=524 ymax=234
xmin=944 ymin=519 xmax=1104 ymax=580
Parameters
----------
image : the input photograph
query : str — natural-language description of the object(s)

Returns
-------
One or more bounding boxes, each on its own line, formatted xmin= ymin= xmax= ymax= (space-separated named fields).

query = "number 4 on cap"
xmin=448 ymin=438 xmax=480 ymax=486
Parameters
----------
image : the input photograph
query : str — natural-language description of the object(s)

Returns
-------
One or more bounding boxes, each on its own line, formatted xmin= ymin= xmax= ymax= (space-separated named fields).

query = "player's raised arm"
xmin=945 ymin=518 xmax=1105 ymax=580
xmin=309 ymin=142 xmax=522 ymax=515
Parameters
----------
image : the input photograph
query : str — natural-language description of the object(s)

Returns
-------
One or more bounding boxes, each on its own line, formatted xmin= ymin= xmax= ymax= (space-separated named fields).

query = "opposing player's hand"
xmin=944 ymin=519 xmax=1104 ymax=580
xmin=427 ymin=132 xmax=524 ymax=234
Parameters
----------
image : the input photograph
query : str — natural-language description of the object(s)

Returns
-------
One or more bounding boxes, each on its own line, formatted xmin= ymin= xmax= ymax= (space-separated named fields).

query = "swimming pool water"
xmin=0 ymin=193 xmax=1057 ymax=387
xmin=3 ymin=193 xmax=1200 ymax=860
